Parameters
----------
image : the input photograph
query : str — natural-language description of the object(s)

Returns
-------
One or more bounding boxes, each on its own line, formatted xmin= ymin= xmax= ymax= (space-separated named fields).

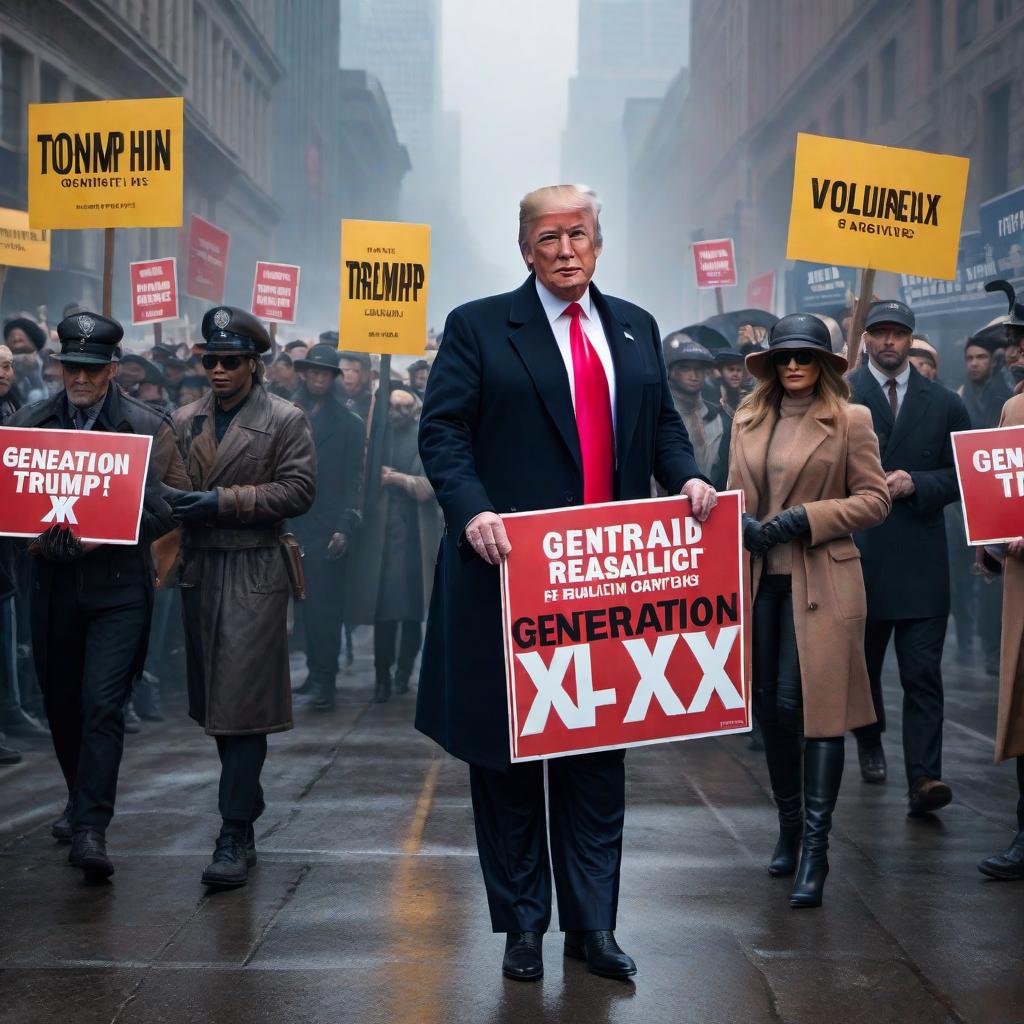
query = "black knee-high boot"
xmin=759 ymin=717 xmax=803 ymax=876
xmin=790 ymin=737 xmax=844 ymax=908
xmin=977 ymin=756 xmax=1024 ymax=880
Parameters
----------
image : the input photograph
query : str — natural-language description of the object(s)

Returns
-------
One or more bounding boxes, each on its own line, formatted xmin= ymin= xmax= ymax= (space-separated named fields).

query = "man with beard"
xmin=715 ymin=347 xmax=750 ymax=418
xmin=168 ymin=307 xmax=315 ymax=889
xmin=7 ymin=312 xmax=187 ymax=877
xmin=290 ymin=344 xmax=364 ymax=711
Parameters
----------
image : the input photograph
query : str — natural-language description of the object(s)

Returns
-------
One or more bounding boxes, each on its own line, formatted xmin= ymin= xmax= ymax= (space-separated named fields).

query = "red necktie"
xmin=564 ymin=302 xmax=614 ymax=503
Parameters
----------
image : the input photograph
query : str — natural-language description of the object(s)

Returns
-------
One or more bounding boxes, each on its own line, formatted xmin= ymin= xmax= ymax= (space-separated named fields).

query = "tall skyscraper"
xmin=561 ymin=0 xmax=689 ymax=289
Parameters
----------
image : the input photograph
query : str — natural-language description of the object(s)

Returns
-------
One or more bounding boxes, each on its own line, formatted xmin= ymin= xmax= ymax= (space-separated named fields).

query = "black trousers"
xmin=41 ymin=576 xmax=148 ymax=830
xmin=302 ymin=555 xmax=346 ymax=685
xmin=373 ymin=620 xmax=422 ymax=682
xmin=215 ymin=734 xmax=267 ymax=827
xmin=469 ymin=749 xmax=625 ymax=934
xmin=751 ymin=574 xmax=803 ymax=732
xmin=853 ymin=617 xmax=946 ymax=785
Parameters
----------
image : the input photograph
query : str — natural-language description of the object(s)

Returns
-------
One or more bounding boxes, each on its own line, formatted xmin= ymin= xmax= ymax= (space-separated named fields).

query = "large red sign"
xmin=129 ymin=257 xmax=178 ymax=325
xmin=251 ymin=261 xmax=300 ymax=323
xmin=184 ymin=214 xmax=230 ymax=302
xmin=0 ymin=427 xmax=152 ymax=545
xmin=746 ymin=271 xmax=775 ymax=311
xmin=952 ymin=425 xmax=1024 ymax=544
xmin=692 ymin=238 xmax=737 ymax=289
xmin=499 ymin=492 xmax=748 ymax=762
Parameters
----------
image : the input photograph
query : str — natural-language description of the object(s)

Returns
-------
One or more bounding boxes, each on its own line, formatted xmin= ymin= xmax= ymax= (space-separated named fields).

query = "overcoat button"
xmin=807 ymin=601 xmax=817 ymax=611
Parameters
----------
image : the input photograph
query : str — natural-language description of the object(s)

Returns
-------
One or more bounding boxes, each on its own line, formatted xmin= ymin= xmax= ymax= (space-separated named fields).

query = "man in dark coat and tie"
xmin=416 ymin=184 xmax=715 ymax=982
xmin=848 ymin=300 xmax=971 ymax=815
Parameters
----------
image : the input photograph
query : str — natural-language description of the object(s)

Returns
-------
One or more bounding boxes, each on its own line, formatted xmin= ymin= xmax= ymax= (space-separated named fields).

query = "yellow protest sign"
xmin=786 ymin=133 xmax=968 ymax=280
xmin=28 ymin=97 xmax=183 ymax=230
xmin=0 ymin=208 xmax=50 ymax=270
xmin=339 ymin=219 xmax=430 ymax=355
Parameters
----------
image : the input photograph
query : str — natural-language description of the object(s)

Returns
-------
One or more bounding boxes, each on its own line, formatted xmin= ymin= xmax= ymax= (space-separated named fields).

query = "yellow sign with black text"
xmin=339 ymin=219 xmax=430 ymax=355
xmin=0 ymin=208 xmax=50 ymax=270
xmin=786 ymin=133 xmax=969 ymax=280
xmin=28 ymin=97 xmax=184 ymax=230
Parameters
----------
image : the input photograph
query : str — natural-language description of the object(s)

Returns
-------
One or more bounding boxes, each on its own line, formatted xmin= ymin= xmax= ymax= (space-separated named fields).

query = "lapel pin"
xmin=624 ymin=332 xmax=635 ymax=342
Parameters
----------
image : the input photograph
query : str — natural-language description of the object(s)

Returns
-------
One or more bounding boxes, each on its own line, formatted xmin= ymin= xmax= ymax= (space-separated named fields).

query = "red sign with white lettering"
xmin=952 ymin=425 xmax=1024 ymax=544
xmin=692 ymin=238 xmax=737 ymax=289
xmin=251 ymin=261 xmax=301 ymax=324
xmin=0 ymin=427 xmax=153 ymax=545
xmin=745 ymin=270 xmax=775 ymax=311
xmin=499 ymin=492 xmax=749 ymax=762
xmin=129 ymin=257 xmax=178 ymax=325
xmin=183 ymin=214 xmax=230 ymax=302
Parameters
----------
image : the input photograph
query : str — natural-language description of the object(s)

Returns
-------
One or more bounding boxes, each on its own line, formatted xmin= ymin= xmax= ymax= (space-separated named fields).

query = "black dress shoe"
xmin=202 ymin=831 xmax=249 ymax=889
xmin=68 ymin=829 xmax=114 ymax=879
xmin=858 ymin=743 xmax=886 ymax=784
xmin=52 ymin=795 xmax=74 ymax=842
xmin=908 ymin=777 xmax=952 ymax=816
xmin=564 ymin=930 xmax=637 ymax=979
xmin=978 ymin=830 xmax=1024 ymax=880
xmin=393 ymin=673 xmax=410 ymax=696
xmin=502 ymin=931 xmax=543 ymax=981
xmin=373 ymin=675 xmax=391 ymax=703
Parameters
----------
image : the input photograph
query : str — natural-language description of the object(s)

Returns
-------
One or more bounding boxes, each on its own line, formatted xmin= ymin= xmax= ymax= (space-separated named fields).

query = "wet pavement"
xmin=2 ymin=630 xmax=1023 ymax=1024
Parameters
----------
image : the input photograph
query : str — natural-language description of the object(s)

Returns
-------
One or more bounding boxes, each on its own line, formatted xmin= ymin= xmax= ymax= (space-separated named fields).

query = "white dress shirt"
xmin=535 ymin=277 xmax=617 ymax=436
xmin=867 ymin=359 xmax=911 ymax=416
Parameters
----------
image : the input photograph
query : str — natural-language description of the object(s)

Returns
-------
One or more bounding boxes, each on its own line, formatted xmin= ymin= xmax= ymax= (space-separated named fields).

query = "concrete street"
xmin=1 ymin=632 xmax=1023 ymax=1024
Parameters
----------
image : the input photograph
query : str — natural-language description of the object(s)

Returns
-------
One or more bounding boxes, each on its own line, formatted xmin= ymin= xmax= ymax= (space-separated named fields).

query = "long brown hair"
xmin=734 ymin=355 xmax=850 ymax=431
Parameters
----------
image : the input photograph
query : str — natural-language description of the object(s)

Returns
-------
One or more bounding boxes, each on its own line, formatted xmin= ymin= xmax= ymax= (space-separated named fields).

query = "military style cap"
xmin=200 ymin=306 xmax=271 ymax=354
xmin=662 ymin=333 xmax=715 ymax=367
xmin=3 ymin=317 xmax=48 ymax=351
xmin=52 ymin=311 xmax=123 ymax=365
xmin=294 ymin=344 xmax=342 ymax=374
xmin=120 ymin=353 xmax=165 ymax=386
xmin=317 ymin=330 xmax=339 ymax=346
xmin=339 ymin=349 xmax=372 ymax=369
xmin=865 ymin=299 xmax=915 ymax=333
xmin=746 ymin=312 xmax=848 ymax=380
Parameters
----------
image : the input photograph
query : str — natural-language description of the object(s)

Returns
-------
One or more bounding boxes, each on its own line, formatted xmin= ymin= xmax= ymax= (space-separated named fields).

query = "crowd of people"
xmin=1 ymin=183 xmax=1023 ymax=984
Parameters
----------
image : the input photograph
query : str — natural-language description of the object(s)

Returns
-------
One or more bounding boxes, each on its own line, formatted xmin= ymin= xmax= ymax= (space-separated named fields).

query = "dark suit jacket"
xmin=849 ymin=365 xmax=971 ymax=620
xmin=415 ymin=274 xmax=704 ymax=770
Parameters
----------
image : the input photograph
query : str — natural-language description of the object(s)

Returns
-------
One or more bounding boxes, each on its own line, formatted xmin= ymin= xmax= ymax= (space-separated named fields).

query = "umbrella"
xmin=702 ymin=308 xmax=779 ymax=345
xmin=674 ymin=323 xmax=732 ymax=352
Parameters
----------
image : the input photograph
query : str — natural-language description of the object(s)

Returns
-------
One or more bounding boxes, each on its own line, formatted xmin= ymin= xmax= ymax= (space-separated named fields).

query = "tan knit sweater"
xmin=760 ymin=392 xmax=816 ymax=574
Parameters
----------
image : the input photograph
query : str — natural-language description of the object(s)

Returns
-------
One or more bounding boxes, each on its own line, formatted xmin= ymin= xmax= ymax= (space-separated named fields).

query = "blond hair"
xmin=518 ymin=184 xmax=603 ymax=254
xmin=735 ymin=356 xmax=850 ymax=431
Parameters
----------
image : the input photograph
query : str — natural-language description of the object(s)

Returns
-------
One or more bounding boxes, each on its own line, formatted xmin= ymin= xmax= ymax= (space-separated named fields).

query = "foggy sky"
xmin=442 ymin=0 xmax=580 ymax=289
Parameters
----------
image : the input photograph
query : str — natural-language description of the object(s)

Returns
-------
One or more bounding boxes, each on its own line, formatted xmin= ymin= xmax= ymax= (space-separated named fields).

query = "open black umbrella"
xmin=674 ymin=323 xmax=732 ymax=352
xmin=702 ymin=308 xmax=780 ymax=345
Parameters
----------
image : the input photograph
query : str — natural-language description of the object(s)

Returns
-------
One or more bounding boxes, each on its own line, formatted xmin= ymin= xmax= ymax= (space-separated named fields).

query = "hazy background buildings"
xmin=3 ymin=0 xmax=1024 ymax=359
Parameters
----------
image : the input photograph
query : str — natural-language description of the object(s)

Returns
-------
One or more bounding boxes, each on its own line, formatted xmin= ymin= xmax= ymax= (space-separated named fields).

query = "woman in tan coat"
xmin=729 ymin=314 xmax=890 ymax=908
xmin=977 ymin=390 xmax=1024 ymax=880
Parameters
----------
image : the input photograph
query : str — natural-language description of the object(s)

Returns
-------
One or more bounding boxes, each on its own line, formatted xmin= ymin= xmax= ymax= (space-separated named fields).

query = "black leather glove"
xmin=169 ymin=489 xmax=219 ymax=526
xmin=761 ymin=505 xmax=811 ymax=549
xmin=35 ymin=523 xmax=85 ymax=562
xmin=742 ymin=514 xmax=771 ymax=556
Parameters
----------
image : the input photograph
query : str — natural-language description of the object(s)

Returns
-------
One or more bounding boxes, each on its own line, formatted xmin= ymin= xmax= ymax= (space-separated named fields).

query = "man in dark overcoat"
xmin=8 ymin=312 xmax=187 ymax=878
xmin=291 ymin=344 xmax=364 ymax=711
xmin=168 ymin=307 xmax=316 ymax=889
xmin=849 ymin=301 xmax=971 ymax=815
xmin=416 ymin=185 xmax=715 ymax=981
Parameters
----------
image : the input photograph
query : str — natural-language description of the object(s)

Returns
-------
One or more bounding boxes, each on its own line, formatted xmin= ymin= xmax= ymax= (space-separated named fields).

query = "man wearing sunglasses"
xmin=6 ymin=311 xmax=188 ymax=879
xmin=847 ymin=300 xmax=971 ymax=817
xmin=167 ymin=306 xmax=316 ymax=889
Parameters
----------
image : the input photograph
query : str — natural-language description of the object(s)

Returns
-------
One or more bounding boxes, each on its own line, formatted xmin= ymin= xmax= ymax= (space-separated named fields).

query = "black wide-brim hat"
xmin=294 ymin=343 xmax=342 ymax=373
xmin=746 ymin=312 xmax=848 ymax=381
xmin=3 ymin=317 xmax=48 ymax=351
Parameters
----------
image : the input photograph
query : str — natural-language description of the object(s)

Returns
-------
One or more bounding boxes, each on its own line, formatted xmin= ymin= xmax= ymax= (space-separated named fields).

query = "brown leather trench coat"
xmin=172 ymin=385 xmax=316 ymax=735
xmin=728 ymin=397 xmax=891 ymax=737
xmin=995 ymin=395 xmax=1024 ymax=762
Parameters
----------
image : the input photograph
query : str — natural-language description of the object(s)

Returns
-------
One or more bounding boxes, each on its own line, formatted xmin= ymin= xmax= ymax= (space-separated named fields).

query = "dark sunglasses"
xmin=201 ymin=354 xmax=245 ymax=371
xmin=771 ymin=350 xmax=817 ymax=367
